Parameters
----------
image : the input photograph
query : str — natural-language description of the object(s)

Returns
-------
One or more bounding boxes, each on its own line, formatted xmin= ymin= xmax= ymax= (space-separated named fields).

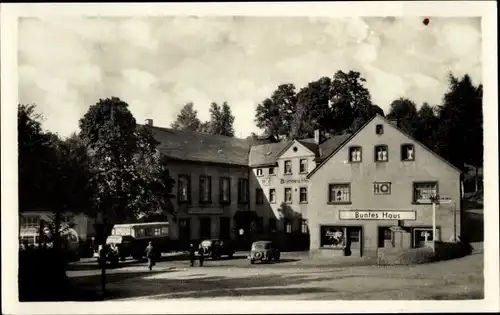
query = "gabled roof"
xmin=249 ymin=141 xmax=292 ymax=167
xmin=146 ymin=126 xmax=251 ymax=166
xmin=307 ymin=114 xmax=462 ymax=179
xmin=318 ymin=133 xmax=352 ymax=160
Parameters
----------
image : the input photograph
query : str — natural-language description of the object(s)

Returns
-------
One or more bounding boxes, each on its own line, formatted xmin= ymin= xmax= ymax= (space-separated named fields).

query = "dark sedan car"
xmin=248 ymin=240 xmax=280 ymax=264
xmin=199 ymin=239 xmax=235 ymax=260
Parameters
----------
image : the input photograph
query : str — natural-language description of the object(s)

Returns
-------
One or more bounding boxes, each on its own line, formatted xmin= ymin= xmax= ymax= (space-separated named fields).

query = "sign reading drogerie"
xmin=373 ymin=182 xmax=391 ymax=195
xmin=339 ymin=210 xmax=416 ymax=220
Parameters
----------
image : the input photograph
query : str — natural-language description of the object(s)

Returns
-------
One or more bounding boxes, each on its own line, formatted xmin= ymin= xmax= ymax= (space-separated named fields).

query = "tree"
xmin=329 ymin=70 xmax=374 ymax=134
xmin=171 ymin=102 xmax=201 ymax=131
xmin=255 ymin=84 xmax=297 ymax=140
xmin=414 ymin=102 xmax=439 ymax=151
xmin=79 ymin=97 xmax=175 ymax=240
xmin=207 ymin=101 xmax=235 ymax=137
xmin=435 ymin=73 xmax=483 ymax=172
xmin=387 ymin=97 xmax=419 ymax=136
xmin=290 ymin=77 xmax=332 ymax=139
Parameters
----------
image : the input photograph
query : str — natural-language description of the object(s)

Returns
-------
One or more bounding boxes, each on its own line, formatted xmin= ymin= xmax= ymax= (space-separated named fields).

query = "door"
xmin=179 ymin=218 xmax=191 ymax=248
xmin=219 ymin=217 xmax=230 ymax=240
xmin=378 ymin=227 xmax=394 ymax=248
xmin=413 ymin=228 xmax=438 ymax=248
xmin=345 ymin=227 xmax=362 ymax=256
xmin=199 ymin=217 xmax=212 ymax=240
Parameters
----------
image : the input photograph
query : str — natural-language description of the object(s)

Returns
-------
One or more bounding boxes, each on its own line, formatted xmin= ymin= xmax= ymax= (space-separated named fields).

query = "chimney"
xmin=314 ymin=129 xmax=320 ymax=144
xmin=145 ymin=119 xmax=153 ymax=126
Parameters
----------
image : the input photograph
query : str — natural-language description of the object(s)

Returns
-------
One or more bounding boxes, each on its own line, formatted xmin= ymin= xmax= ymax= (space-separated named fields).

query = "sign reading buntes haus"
xmin=339 ymin=210 xmax=416 ymax=220
xmin=280 ymin=178 xmax=310 ymax=184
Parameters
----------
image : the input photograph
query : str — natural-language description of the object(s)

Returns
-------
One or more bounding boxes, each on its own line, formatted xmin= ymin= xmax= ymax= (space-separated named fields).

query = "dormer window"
xmin=376 ymin=124 xmax=384 ymax=135
xmin=349 ymin=146 xmax=362 ymax=163
xmin=401 ymin=144 xmax=415 ymax=161
xmin=375 ymin=145 xmax=388 ymax=162
xmin=256 ymin=168 xmax=263 ymax=176
xmin=284 ymin=160 xmax=292 ymax=174
xmin=269 ymin=167 xmax=276 ymax=175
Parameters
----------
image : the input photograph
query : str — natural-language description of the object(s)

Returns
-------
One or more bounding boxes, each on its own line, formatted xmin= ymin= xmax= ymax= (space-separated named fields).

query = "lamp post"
xmin=429 ymin=195 xmax=453 ymax=252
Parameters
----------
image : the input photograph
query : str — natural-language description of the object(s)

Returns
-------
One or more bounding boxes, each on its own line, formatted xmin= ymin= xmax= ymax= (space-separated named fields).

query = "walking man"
xmin=145 ymin=241 xmax=155 ymax=271
xmin=197 ymin=243 xmax=204 ymax=267
xmin=189 ymin=243 xmax=196 ymax=267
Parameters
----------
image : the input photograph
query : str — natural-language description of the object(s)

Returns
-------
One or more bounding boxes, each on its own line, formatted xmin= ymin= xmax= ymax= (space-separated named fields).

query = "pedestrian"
xmin=197 ymin=243 xmax=204 ymax=267
xmin=189 ymin=243 xmax=196 ymax=267
xmin=145 ymin=241 xmax=155 ymax=271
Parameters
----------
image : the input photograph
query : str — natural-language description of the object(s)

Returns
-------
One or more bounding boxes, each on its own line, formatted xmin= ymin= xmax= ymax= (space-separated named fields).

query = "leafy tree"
xmin=387 ymin=97 xmax=419 ymax=136
xmin=197 ymin=121 xmax=211 ymax=133
xmin=79 ymin=97 xmax=175 ymax=241
xmin=171 ymin=102 xmax=201 ymax=131
xmin=207 ymin=101 xmax=235 ymax=137
xmin=255 ymin=84 xmax=297 ymax=140
xmin=414 ymin=102 xmax=439 ymax=151
xmin=329 ymin=70 xmax=374 ymax=133
xmin=436 ymin=73 xmax=483 ymax=173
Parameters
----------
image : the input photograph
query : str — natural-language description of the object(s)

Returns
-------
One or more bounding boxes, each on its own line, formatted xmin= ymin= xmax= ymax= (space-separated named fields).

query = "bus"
xmin=96 ymin=222 xmax=170 ymax=263
xmin=19 ymin=226 xmax=80 ymax=262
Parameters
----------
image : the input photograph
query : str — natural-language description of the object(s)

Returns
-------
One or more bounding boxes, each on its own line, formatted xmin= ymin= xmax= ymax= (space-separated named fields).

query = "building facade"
xmin=306 ymin=115 xmax=462 ymax=258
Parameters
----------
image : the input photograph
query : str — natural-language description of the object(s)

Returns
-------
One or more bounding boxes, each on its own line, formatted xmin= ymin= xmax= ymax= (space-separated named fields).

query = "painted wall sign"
xmin=373 ymin=182 xmax=391 ymax=195
xmin=260 ymin=178 xmax=271 ymax=186
xmin=339 ymin=210 xmax=416 ymax=220
xmin=280 ymin=178 xmax=310 ymax=184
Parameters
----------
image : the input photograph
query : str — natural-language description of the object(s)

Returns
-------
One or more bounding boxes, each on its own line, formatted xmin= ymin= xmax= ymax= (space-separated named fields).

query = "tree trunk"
xmin=475 ymin=167 xmax=479 ymax=192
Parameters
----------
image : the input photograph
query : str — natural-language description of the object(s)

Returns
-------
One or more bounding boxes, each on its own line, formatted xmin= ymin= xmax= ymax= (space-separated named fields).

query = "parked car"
xmin=199 ymin=239 xmax=235 ymax=260
xmin=248 ymin=240 xmax=280 ymax=264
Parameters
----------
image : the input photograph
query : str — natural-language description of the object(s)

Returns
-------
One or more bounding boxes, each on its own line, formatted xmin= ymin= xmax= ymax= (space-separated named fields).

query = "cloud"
xmin=18 ymin=16 xmax=482 ymax=138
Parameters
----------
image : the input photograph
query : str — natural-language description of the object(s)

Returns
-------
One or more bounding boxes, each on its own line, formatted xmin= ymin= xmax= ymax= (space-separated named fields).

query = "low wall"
xmin=377 ymin=242 xmax=472 ymax=265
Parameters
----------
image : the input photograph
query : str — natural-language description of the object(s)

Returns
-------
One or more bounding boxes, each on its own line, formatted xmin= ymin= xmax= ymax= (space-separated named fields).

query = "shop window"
xmin=320 ymin=226 xmax=346 ymax=248
xmin=153 ymin=227 xmax=162 ymax=236
xmin=284 ymin=188 xmax=292 ymax=204
xmin=219 ymin=177 xmax=231 ymax=203
xmin=413 ymin=227 xmax=441 ymax=248
xmin=375 ymin=145 xmax=388 ymax=162
xmin=21 ymin=216 xmax=40 ymax=228
xmin=401 ymin=144 xmax=415 ymax=161
xmin=238 ymin=178 xmax=249 ymax=203
xmin=413 ymin=182 xmax=438 ymax=204
xmin=269 ymin=188 xmax=276 ymax=203
xmin=269 ymin=167 xmax=276 ymax=175
xmin=256 ymin=168 xmax=263 ymax=176
xmin=269 ymin=218 xmax=277 ymax=232
xmin=299 ymin=159 xmax=308 ymax=173
xmin=301 ymin=219 xmax=309 ymax=234
xmin=300 ymin=187 xmax=308 ymax=203
xmin=178 ymin=175 xmax=190 ymax=203
xmin=349 ymin=146 xmax=362 ymax=163
xmin=284 ymin=160 xmax=292 ymax=174
xmin=284 ymin=220 xmax=292 ymax=234
xmin=328 ymin=183 xmax=351 ymax=203
xmin=199 ymin=175 xmax=212 ymax=203
xmin=161 ymin=226 xmax=169 ymax=235
xmin=376 ymin=124 xmax=384 ymax=135
xmin=256 ymin=188 xmax=264 ymax=204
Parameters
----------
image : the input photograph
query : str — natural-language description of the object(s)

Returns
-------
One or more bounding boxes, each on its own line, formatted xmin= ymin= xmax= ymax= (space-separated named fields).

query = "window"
xmin=299 ymin=159 xmax=308 ymax=173
xmin=238 ymin=178 xmax=249 ymax=203
xmin=328 ymin=184 xmax=351 ymax=203
xmin=178 ymin=175 xmax=190 ymax=203
xmin=21 ymin=216 xmax=40 ymax=228
xmin=269 ymin=218 xmax=277 ymax=232
xmin=301 ymin=219 xmax=308 ymax=234
xmin=256 ymin=188 xmax=264 ymax=204
xmin=285 ymin=220 xmax=292 ymax=234
xmin=256 ymin=168 xmax=263 ymax=176
xmin=413 ymin=182 xmax=438 ymax=203
xmin=269 ymin=188 xmax=276 ymax=203
xmin=199 ymin=176 xmax=212 ymax=203
xmin=219 ymin=177 xmax=231 ymax=203
xmin=401 ymin=144 xmax=415 ymax=161
xmin=153 ymin=227 xmax=162 ymax=236
xmin=269 ymin=167 xmax=276 ymax=175
xmin=320 ymin=226 xmax=346 ymax=248
xmin=161 ymin=226 xmax=169 ymax=235
xmin=375 ymin=145 xmax=388 ymax=162
xmin=300 ymin=187 xmax=308 ymax=203
xmin=284 ymin=160 xmax=292 ymax=174
xmin=349 ymin=146 xmax=362 ymax=162
xmin=284 ymin=187 xmax=292 ymax=203
xmin=413 ymin=227 xmax=441 ymax=248
xmin=376 ymin=124 xmax=384 ymax=135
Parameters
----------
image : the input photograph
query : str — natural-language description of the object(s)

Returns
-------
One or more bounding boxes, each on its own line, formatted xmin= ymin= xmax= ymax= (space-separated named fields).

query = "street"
xmin=67 ymin=252 xmax=484 ymax=300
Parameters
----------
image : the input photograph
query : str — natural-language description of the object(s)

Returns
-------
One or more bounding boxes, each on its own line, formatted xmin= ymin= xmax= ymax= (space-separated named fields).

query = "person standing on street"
xmin=145 ymin=241 xmax=155 ymax=271
xmin=189 ymin=243 xmax=196 ymax=267
xmin=197 ymin=243 xmax=204 ymax=267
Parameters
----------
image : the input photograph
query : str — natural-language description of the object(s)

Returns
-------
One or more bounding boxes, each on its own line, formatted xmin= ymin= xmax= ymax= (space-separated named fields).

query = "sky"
xmin=18 ymin=16 xmax=482 ymax=139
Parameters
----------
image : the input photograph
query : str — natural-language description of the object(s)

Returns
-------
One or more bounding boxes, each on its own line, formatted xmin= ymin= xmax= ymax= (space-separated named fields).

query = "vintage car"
xmin=199 ymin=239 xmax=235 ymax=260
xmin=248 ymin=240 xmax=280 ymax=264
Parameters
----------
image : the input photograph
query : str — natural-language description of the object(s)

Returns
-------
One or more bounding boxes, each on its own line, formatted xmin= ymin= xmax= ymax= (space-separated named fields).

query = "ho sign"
xmin=374 ymin=182 xmax=391 ymax=195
